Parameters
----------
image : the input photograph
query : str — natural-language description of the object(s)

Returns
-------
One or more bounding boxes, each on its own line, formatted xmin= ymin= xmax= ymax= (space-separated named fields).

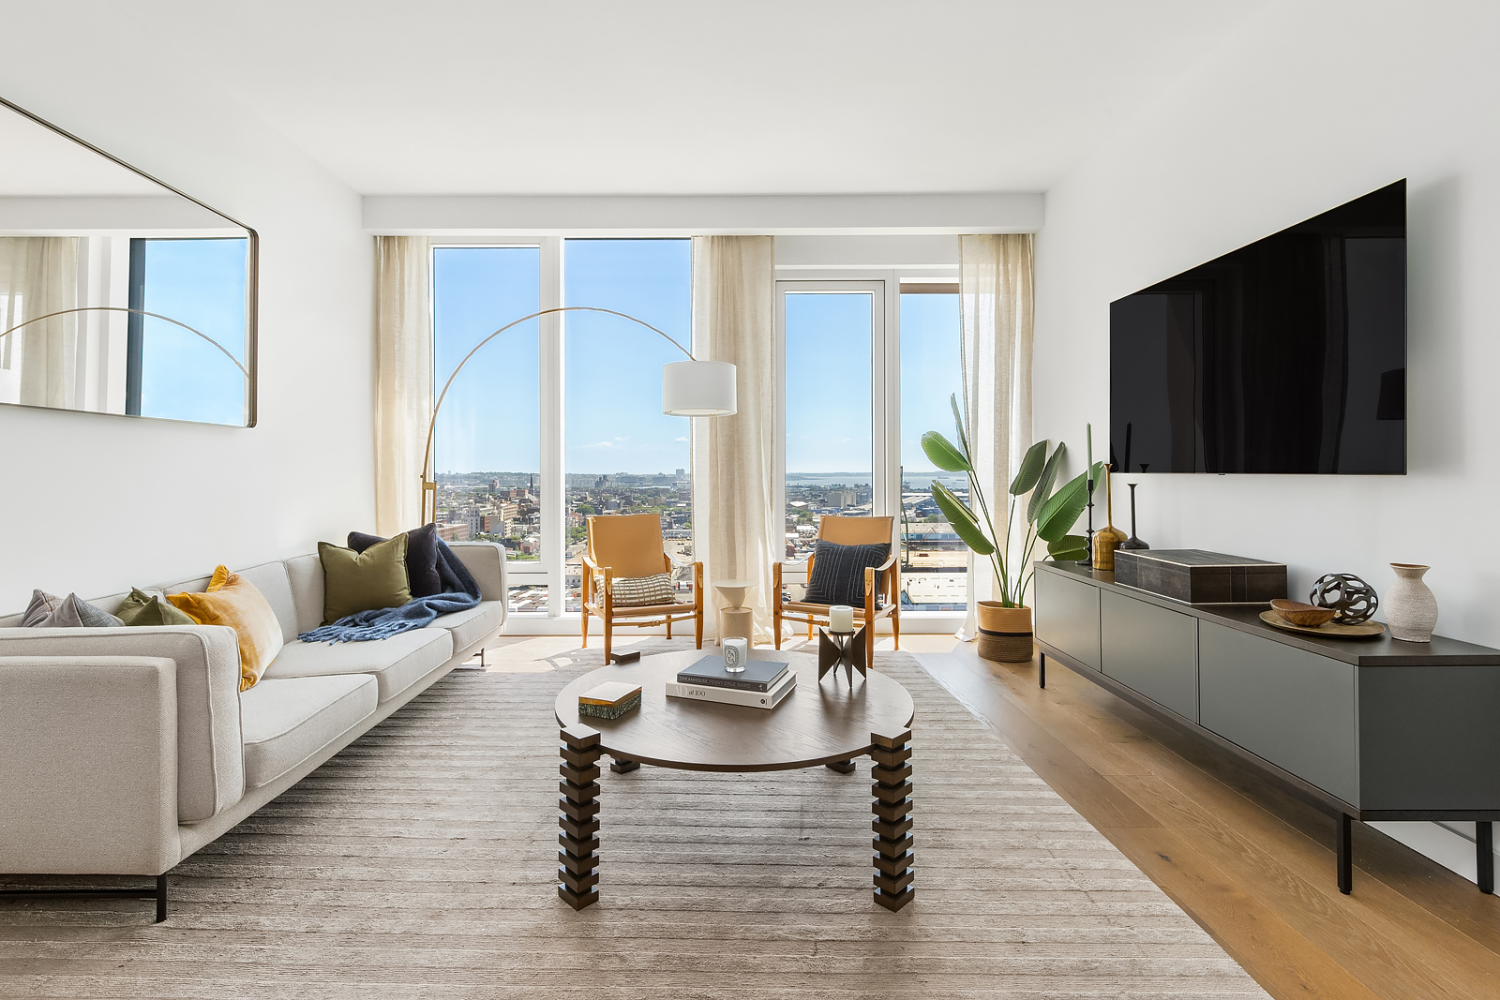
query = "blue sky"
xmin=140 ymin=238 xmax=249 ymax=425
xmin=432 ymin=240 xmax=965 ymax=478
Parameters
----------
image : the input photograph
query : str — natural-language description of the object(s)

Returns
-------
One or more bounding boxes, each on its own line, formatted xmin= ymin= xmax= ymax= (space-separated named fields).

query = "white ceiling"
xmin=0 ymin=103 xmax=165 ymax=196
xmin=151 ymin=1 xmax=1267 ymax=196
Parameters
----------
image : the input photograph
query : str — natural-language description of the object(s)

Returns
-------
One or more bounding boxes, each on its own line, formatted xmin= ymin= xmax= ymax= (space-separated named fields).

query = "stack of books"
xmin=666 ymin=656 xmax=795 ymax=710
xmin=578 ymin=681 xmax=642 ymax=720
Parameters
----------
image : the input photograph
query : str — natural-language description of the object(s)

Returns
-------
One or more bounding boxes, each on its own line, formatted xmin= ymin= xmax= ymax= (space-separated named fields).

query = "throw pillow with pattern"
xmin=803 ymin=540 xmax=890 ymax=607
xmin=610 ymin=572 xmax=676 ymax=607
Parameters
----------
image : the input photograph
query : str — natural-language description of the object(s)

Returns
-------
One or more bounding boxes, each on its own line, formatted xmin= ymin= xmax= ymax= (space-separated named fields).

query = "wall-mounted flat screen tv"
xmin=1110 ymin=179 xmax=1406 ymax=474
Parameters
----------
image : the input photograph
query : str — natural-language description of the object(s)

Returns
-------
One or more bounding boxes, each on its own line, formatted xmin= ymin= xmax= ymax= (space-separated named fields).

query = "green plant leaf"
xmin=949 ymin=394 xmax=971 ymax=463
xmin=1046 ymin=534 xmax=1088 ymax=561
xmin=1026 ymin=442 xmax=1067 ymax=524
xmin=931 ymin=481 xmax=995 ymax=555
xmin=1036 ymin=461 xmax=1103 ymax=542
xmin=1009 ymin=439 xmax=1048 ymax=496
xmin=921 ymin=431 xmax=971 ymax=473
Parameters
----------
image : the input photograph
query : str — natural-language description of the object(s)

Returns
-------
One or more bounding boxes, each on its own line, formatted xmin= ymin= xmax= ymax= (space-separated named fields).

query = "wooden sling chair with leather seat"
xmin=773 ymin=514 xmax=900 ymax=673
xmin=581 ymin=512 xmax=703 ymax=664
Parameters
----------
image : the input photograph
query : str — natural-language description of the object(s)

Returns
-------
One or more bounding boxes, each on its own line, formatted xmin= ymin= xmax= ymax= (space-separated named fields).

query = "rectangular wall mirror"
xmin=0 ymin=97 xmax=257 ymax=427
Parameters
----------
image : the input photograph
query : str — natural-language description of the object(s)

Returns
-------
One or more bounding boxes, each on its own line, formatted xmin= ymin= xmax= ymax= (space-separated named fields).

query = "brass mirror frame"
xmin=0 ymin=95 xmax=259 ymax=427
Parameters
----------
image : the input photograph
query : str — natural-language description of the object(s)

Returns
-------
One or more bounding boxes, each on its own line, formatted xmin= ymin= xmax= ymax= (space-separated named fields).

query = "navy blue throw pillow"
xmin=348 ymin=523 xmax=443 ymax=597
xmin=804 ymin=539 xmax=890 ymax=607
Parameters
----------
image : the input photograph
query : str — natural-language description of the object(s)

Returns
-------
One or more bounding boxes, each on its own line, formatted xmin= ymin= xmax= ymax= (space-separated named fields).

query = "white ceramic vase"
xmin=1385 ymin=563 xmax=1438 ymax=642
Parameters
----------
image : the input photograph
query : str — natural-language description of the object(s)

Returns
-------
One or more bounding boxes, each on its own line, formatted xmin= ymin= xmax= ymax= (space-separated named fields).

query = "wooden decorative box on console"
xmin=1034 ymin=560 xmax=1500 ymax=896
xmin=1113 ymin=548 xmax=1287 ymax=604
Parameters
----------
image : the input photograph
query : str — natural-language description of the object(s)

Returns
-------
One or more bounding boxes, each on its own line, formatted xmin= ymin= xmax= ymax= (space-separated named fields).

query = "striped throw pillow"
xmin=610 ymin=572 xmax=676 ymax=607
xmin=804 ymin=540 xmax=890 ymax=606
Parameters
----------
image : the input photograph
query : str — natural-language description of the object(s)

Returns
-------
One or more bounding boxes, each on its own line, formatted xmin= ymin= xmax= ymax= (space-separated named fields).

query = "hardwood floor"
xmin=911 ymin=639 xmax=1500 ymax=1000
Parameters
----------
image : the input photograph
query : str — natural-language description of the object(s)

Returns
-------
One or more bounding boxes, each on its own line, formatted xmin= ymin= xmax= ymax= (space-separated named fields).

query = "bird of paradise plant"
xmin=922 ymin=395 xmax=1099 ymax=608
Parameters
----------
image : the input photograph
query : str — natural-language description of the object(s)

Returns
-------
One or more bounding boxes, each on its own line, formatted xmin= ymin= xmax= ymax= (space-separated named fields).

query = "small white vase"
xmin=1386 ymin=563 xmax=1438 ymax=642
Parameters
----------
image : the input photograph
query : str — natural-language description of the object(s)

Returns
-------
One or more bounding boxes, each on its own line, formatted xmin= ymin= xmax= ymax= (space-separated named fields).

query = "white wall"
xmin=1033 ymin=0 xmax=1500 ymax=879
xmin=0 ymin=7 xmax=373 ymax=609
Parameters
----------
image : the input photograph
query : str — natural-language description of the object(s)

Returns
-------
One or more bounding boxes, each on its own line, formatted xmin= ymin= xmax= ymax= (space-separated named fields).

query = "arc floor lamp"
xmin=420 ymin=305 xmax=735 ymax=524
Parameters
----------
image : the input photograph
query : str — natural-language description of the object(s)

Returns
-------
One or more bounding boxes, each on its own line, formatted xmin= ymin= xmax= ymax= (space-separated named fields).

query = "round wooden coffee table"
xmin=554 ymin=648 xmax=915 ymax=912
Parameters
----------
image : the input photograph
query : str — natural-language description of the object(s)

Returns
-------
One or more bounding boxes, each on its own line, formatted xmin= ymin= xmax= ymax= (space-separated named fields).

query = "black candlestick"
xmin=1122 ymin=483 xmax=1149 ymax=550
xmin=1077 ymin=477 xmax=1096 ymax=567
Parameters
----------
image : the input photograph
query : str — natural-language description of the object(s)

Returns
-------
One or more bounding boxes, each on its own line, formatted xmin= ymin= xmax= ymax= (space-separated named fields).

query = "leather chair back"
xmin=587 ymin=513 xmax=669 ymax=579
xmin=818 ymin=515 xmax=894 ymax=546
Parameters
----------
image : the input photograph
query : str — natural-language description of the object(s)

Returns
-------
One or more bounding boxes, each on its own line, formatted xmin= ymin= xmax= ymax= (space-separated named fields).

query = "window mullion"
xmin=539 ymin=236 xmax=565 ymax=615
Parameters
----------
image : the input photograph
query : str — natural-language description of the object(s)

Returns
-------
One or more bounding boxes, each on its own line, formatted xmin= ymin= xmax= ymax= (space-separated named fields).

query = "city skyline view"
xmin=431 ymin=237 xmax=974 ymax=614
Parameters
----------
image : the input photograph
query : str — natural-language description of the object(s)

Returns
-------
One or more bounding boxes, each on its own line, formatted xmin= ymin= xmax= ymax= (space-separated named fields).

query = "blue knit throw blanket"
xmin=298 ymin=592 xmax=480 ymax=644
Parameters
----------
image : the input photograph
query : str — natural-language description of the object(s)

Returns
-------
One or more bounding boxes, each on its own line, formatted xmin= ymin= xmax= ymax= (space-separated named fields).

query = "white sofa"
xmin=0 ymin=542 xmax=507 ymax=919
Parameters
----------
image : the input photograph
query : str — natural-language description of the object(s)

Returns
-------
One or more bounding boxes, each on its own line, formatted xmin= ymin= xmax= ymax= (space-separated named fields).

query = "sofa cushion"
xmin=426 ymin=600 xmax=506 ymax=657
xmin=265 ymin=626 xmax=453 ymax=703
xmin=285 ymin=554 xmax=325 ymax=636
xmin=231 ymin=561 xmax=301 ymax=642
xmin=239 ymin=674 xmax=377 ymax=789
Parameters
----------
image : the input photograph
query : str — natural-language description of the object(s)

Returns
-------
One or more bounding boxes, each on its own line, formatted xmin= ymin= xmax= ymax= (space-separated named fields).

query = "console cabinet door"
xmin=1198 ymin=620 xmax=1358 ymax=805
xmin=1101 ymin=591 xmax=1198 ymax=722
xmin=1035 ymin=571 xmax=1100 ymax=670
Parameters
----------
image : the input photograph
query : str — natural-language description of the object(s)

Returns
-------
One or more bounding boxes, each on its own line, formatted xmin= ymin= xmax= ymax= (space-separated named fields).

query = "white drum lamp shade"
xmin=662 ymin=359 xmax=737 ymax=416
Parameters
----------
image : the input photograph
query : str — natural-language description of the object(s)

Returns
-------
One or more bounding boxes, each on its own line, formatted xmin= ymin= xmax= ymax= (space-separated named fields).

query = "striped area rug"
xmin=0 ymin=639 xmax=1269 ymax=998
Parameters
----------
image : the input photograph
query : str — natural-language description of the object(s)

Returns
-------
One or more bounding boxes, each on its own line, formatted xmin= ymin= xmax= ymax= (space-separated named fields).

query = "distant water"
xmin=788 ymin=471 xmax=967 ymax=488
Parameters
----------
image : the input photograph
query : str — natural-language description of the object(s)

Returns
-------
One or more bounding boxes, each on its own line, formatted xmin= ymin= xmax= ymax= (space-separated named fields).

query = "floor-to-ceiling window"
xmin=898 ymin=283 xmax=968 ymax=611
xmin=431 ymin=244 xmax=543 ymax=612
xmin=780 ymin=284 xmax=878 ymax=564
xmin=563 ymin=239 xmax=693 ymax=611
xmin=776 ymin=275 xmax=966 ymax=617
xmin=432 ymin=238 xmax=693 ymax=618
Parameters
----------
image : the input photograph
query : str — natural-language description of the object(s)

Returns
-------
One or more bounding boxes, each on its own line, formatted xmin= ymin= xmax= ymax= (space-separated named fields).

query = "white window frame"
xmin=430 ymin=236 xmax=564 ymax=616
xmin=773 ymin=268 xmax=963 ymax=630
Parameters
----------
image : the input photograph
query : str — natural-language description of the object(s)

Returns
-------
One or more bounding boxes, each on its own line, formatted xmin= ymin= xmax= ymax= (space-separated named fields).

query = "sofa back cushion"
xmin=284 ymin=554 xmax=326 ymax=636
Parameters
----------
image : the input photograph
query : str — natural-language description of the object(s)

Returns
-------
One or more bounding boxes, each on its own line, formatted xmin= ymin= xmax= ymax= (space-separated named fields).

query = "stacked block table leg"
xmin=871 ymin=727 xmax=914 ymax=911
xmin=559 ymin=724 xmax=602 ymax=909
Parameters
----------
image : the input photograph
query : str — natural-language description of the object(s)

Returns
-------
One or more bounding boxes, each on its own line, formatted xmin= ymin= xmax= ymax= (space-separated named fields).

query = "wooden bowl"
xmin=1270 ymin=598 xmax=1337 ymax=627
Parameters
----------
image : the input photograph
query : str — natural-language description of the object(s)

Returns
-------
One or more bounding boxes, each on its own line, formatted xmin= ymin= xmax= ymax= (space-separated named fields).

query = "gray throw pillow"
xmin=24 ymin=590 xmax=123 ymax=628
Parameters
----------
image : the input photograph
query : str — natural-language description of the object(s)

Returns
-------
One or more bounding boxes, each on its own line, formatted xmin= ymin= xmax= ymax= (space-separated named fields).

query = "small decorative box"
xmin=578 ymin=681 xmax=642 ymax=720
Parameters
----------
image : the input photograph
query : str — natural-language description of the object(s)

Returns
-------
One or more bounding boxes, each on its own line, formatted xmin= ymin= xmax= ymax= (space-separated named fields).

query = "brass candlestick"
xmin=1092 ymin=467 xmax=1127 ymax=571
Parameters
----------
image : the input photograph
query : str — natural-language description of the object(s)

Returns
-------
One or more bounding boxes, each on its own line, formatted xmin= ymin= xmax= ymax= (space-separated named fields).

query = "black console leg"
xmin=1478 ymin=821 xmax=1494 ymax=894
xmin=609 ymin=757 xmax=639 ymax=774
xmin=1039 ymin=652 xmax=1046 ymax=689
xmin=1336 ymin=813 xmax=1353 ymax=895
xmin=826 ymin=759 xmax=856 ymax=774
xmin=155 ymin=874 xmax=167 ymax=923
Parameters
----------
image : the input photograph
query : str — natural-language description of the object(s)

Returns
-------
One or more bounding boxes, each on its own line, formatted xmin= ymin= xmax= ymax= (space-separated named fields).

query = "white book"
xmin=666 ymin=669 xmax=797 ymax=710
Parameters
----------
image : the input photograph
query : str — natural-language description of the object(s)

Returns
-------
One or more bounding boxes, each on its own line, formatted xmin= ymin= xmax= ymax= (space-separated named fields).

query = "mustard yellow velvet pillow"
xmin=168 ymin=566 xmax=283 ymax=692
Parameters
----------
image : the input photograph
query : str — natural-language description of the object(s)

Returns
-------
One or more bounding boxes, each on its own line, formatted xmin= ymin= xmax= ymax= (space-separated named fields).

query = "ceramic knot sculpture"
xmin=1385 ymin=563 xmax=1438 ymax=642
xmin=1309 ymin=573 xmax=1379 ymax=625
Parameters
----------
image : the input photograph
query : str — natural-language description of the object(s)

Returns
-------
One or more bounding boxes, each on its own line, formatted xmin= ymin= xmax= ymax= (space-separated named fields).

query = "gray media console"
xmin=1033 ymin=561 xmax=1500 ymax=894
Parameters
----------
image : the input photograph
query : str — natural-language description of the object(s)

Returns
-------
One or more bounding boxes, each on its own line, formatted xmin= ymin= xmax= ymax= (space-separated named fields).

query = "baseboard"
xmin=1369 ymin=820 xmax=1500 ymax=887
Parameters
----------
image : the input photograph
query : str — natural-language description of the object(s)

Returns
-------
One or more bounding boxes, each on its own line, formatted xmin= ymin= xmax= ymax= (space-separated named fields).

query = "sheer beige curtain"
xmin=690 ymin=236 xmax=776 ymax=641
xmin=0 ymin=237 xmax=79 ymax=409
xmin=373 ymin=236 xmax=433 ymax=536
xmin=958 ymin=233 xmax=1035 ymax=637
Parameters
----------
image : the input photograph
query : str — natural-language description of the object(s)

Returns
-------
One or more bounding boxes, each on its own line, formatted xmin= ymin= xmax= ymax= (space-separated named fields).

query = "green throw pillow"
xmin=319 ymin=534 xmax=411 ymax=625
xmin=116 ymin=588 xmax=197 ymax=627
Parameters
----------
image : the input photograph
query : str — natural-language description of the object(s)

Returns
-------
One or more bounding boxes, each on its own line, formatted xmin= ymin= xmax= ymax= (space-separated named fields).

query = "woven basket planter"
xmin=976 ymin=602 xmax=1034 ymax=663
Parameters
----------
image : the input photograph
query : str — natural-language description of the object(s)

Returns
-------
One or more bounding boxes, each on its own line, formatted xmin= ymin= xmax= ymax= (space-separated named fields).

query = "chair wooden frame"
xmin=774 ymin=516 xmax=900 ymax=673
xmin=581 ymin=521 xmax=703 ymax=664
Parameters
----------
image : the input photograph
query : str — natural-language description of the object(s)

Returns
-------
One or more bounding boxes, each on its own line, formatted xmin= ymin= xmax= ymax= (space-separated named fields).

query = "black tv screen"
xmin=1110 ymin=180 xmax=1406 ymax=474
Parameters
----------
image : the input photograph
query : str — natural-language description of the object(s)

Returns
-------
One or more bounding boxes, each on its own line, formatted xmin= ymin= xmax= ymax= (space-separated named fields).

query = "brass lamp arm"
xmin=420 ymin=305 xmax=693 ymax=522
xmin=0 ymin=305 xmax=249 ymax=378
